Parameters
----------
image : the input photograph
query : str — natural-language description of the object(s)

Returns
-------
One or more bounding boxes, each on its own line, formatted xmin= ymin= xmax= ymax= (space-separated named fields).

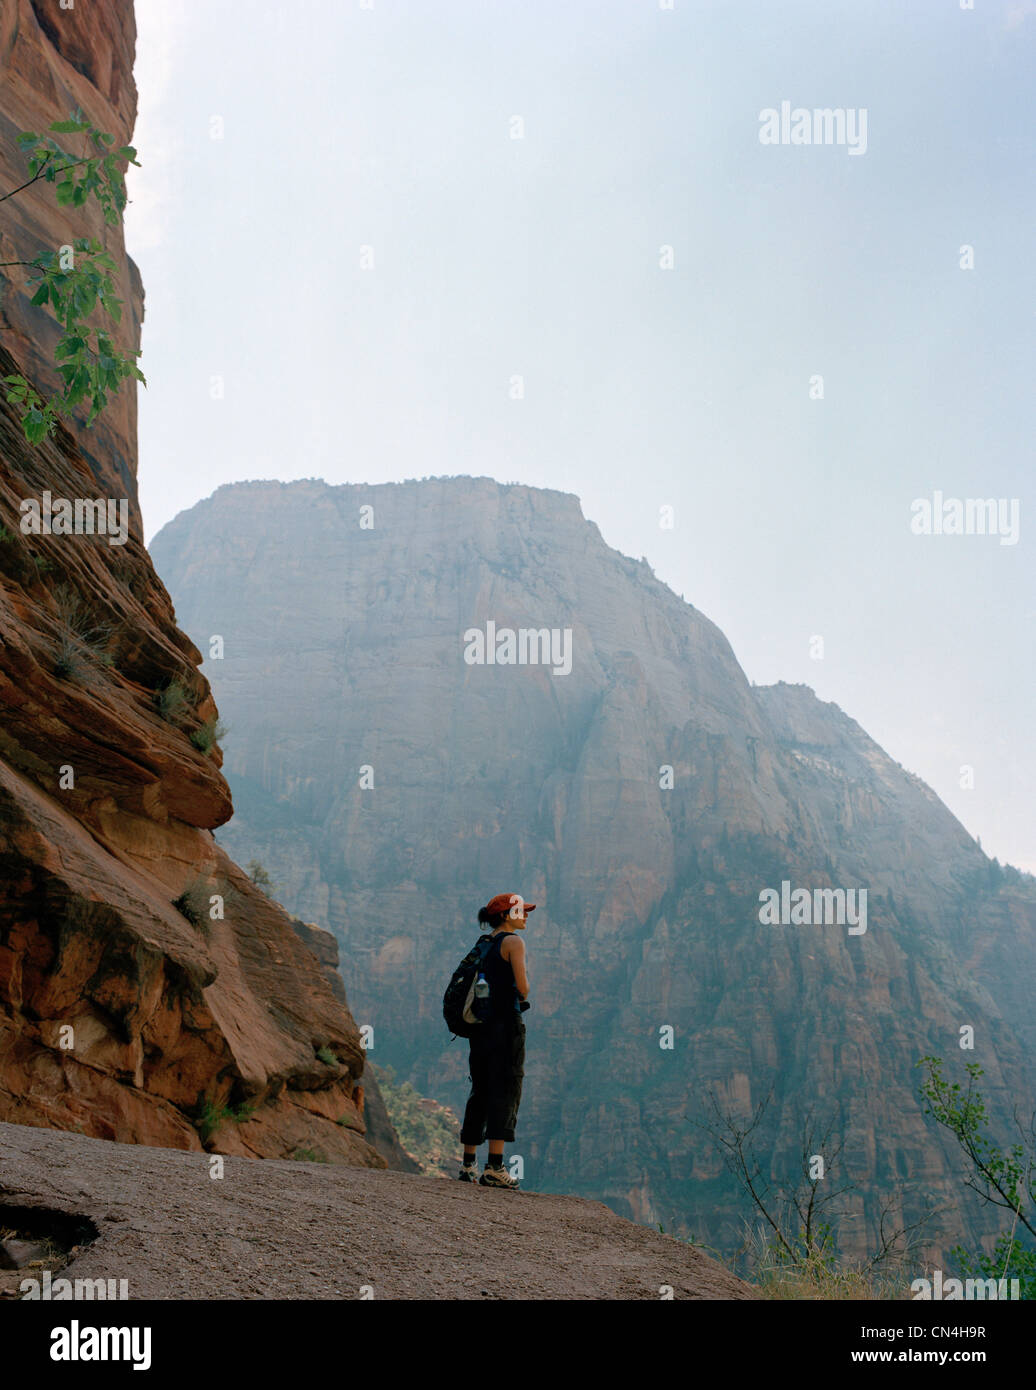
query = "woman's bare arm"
xmin=502 ymin=934 xmax=530 ymax=998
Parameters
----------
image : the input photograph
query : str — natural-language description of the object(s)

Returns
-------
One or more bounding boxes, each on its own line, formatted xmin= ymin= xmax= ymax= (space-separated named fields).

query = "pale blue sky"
xmin=127 ymin=0 xmax=1034 ymax=870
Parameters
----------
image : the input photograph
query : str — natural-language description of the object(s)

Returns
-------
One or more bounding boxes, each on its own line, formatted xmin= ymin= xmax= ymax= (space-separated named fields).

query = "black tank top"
xmin=481 ymin=931 xmax=519 ymax=1014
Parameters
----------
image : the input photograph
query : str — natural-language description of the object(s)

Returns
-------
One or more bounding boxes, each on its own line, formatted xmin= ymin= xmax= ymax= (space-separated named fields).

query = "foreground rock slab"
xmin=0 ymin=1122 xmax=753 ymax=1301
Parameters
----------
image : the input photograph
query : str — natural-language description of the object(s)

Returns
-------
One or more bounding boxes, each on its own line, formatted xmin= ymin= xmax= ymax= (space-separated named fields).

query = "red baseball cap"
xmin=484 ymin=893 xmax=536 ymax=919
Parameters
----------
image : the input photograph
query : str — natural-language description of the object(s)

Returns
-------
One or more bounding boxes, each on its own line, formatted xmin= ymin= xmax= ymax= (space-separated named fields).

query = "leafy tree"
xmin=918 ymin=1055 xmax=1036 ymax=1297
xmin=0 ymin=107 xmax=144 ymax=443
xmin=246 ymin=860 xmax=274 ymax=892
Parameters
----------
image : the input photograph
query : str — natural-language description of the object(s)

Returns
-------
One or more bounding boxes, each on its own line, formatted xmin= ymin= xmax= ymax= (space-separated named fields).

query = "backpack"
xmin=443 ymin=935 xmax=497 ymax=1039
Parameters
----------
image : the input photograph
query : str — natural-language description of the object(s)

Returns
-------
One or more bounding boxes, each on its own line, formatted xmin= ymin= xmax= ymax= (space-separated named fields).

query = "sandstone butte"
xmin=153 ymin=472 xmax=1036 ymax=1267
xmin=0 ymin=0 xmax=413 ymax=1173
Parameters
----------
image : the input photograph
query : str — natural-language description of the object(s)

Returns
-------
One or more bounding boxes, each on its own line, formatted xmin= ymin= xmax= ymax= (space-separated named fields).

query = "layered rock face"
xmin=151 ymin=476 xmax=1036 ymax=1259
xmin=0 ymin=374 xmax=384 ymax=1164
xmin=0 ymin=4 xmax=392 ymax=1169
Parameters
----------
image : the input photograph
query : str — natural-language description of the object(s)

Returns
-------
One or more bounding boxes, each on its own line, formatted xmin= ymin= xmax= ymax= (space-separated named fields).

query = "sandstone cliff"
xmin=0 ymin=1 xmax=396 ymax=1170
xmin=151 ymin=476 xmax=1036 ymax=1261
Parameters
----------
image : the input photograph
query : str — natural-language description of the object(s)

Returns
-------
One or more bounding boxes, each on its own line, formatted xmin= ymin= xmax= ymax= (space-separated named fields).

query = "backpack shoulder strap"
xmin=481 ymin=932 xmax=511 ymax=961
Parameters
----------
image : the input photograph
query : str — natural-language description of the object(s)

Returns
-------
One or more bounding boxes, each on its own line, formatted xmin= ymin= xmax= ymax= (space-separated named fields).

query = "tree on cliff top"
xmin=0 ymin=107 xmax=144 ymax=444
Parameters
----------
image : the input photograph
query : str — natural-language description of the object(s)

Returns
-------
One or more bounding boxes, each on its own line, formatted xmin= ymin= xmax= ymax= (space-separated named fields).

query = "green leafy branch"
xmin=918 ymin=1055 xmax=1036 ymax=1295
xmin=0 ymin=108 xmax=144 ymax=444
xmin=3 ymin=107 xmax=139 ymax=224
xmin=918 ymin=1056 xmax=1035 ymax=1230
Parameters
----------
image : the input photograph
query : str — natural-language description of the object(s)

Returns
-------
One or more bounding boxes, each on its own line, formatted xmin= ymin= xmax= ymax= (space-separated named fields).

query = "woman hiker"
xmin=458 ymin=892 xmax=533 ymax=1189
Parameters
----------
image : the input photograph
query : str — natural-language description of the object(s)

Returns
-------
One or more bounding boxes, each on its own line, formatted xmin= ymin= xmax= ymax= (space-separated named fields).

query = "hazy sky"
xmin=126 ymin=0 xmax=1034 ymax=870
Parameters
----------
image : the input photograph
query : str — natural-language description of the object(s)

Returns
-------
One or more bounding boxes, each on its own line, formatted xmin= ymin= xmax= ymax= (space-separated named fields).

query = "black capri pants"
xmin=459 ymin=1012 xmax=525 ymax=1144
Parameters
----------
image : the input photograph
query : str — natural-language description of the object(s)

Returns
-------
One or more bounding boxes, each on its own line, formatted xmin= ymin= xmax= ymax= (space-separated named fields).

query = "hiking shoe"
xmin=457 ymin=1166 xmax=478 ymax=1183
xmin=479 ymin=1166 xmax=519 ymax=1190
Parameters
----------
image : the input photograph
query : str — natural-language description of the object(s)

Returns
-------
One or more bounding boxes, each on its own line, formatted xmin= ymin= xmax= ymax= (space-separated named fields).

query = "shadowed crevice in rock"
xmin=0 ymin=1202 xmax=98 ymax=1252
xmin=0 ymin=1200 xmax=98 ymax=1297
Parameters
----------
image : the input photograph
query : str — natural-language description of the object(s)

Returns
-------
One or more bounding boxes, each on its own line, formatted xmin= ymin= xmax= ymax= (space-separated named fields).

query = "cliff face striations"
xmin=0 ymin=3 xmax=391 ymax=1169
xmin=151 ymin=476 xmax=1036 ymax=1258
